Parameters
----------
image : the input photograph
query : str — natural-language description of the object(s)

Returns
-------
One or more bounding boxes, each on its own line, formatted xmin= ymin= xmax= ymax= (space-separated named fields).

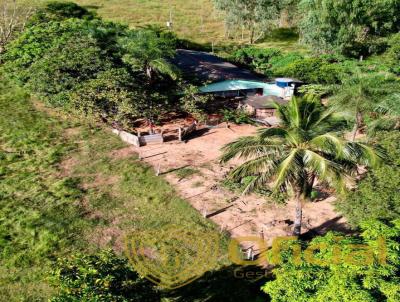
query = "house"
xmin=241 ymin=95 xmax=288 ymax=119
xmin=172 ymin=49 xmax=303 ymax=100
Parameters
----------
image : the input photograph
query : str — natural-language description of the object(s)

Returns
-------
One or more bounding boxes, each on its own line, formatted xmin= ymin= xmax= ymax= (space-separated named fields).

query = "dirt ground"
xmin=133 ymin=123 xmax=348 ymax=246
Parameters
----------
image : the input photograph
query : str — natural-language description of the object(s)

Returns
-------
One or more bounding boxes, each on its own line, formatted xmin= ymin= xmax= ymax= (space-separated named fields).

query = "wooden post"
xmin=178 ymin=127 xmax=182 ymax=141
xmin=247 ymin=247 xmax=254 ymax=261
xmin=156 ymin=163 xmax=161 ymax=176
xmin=202 ymin=206 xmax=207 ymax=218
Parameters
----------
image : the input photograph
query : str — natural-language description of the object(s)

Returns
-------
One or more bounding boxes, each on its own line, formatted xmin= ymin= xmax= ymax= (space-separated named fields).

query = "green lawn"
xmin=0 ymin=75 xmax=224 ymax=300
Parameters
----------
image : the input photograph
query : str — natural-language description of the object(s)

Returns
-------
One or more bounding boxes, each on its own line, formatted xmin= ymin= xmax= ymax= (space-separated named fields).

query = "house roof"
xmin=244 ymin=95 xmax=288 ymax=109
xmin=172 ymin=49 xmax=263 ymax=82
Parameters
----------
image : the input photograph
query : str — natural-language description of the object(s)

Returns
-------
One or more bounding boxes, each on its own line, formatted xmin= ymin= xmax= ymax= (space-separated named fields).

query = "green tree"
xmin=299 ymin=0 xmax=400 ymax=57
xmin=330 ymin=72 xmax=400 ymax=141
xmin=180 ymin=84 xmax=212 ymax=122
xmin=221 ymin=97 xmax=383 ymax=235
xmin=386 ymin=33 xmax=400 ymax=75
xmin=71 ymin=68 xmax=144 ymax=126
xmin=50 ymin=250 xmax=160 ymax=301
xmin=213 ymin=0 xmax=283 ymax=43
xmin=120 ymin=30 xmax=178 ymax=83
xmin=262 ymin=220 xmax=400 ymax=302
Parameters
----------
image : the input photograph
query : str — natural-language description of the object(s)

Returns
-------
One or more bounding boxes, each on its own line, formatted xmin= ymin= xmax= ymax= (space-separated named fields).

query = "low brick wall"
xmin=112 ymin=129 xmax=140 ymax=147
xmin=112 ymin=129 xmax=164 ymax=147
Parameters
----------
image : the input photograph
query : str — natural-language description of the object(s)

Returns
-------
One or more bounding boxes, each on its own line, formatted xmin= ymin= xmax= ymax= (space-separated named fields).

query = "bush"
xmin=336 ymin=131 xmax=400 ymax=227
xmin=231 ymin=47 xmax=282 ymax=74
xmin=275 ymin=57 xmax=346 ymax=84
xmin=269 ymin=52 xmax=304 ymax=74
xmin=30 ymin=1 xmax=97 ymax=24
xmin=26 ymin=35 xmax=111 ymax=106
xmin=50 ymin=250 xmax=159 ymax=301
xmin=221 ymin=109 xmax=255 ymax=125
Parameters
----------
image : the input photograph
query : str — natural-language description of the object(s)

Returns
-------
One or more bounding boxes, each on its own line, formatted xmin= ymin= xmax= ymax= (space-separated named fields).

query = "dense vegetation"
xmin=0 ymin=1 xmax=399 ymax=301
xmin=2 ymin=2 xmax=180 ymax=129
xmin=263 ymin=220 xmax=400 ymax=302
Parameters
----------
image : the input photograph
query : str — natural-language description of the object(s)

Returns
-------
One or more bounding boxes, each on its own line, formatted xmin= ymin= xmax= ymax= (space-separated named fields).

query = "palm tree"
xmin=120 ymin=29 xmax=178 ymax=83
xmin=330 ymin=72 xmax=399 ymax=141
xmin=221 ymin=97 xmax=384 ymax=236
xmin=119 ymin=29 xmax=179 ymax=133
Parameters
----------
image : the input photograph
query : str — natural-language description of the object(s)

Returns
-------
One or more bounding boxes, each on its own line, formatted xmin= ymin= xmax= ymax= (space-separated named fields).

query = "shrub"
xmin=30 ymin=1 xmax=97 ymax=24
xmin=221 ymin=109 xmax=255 ymax=125
xmin=269 ymin=52 xmax=304 ymax=74
xmin=275 ymin=57 xmax=346 ymax=84
xmin=50 ymin=250 xmax=159 ymax=301
xmin=71 ymin=68 xmax=143 ymax=125
xmin=231 ymin=47 xmax=282 ymax=74
xmin=26 ymin=35 xmax=111 ymax=106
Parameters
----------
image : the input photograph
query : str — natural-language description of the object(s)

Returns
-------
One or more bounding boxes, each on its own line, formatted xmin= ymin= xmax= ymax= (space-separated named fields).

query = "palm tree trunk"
xmin=293 ymin=191 xmax=303 ymax=236
xmin=351 ymin=111 xmax=362 ymax=142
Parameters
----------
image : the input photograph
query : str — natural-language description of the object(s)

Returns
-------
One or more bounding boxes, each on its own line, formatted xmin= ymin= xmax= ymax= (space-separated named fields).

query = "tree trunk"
xmin=351 ymin=111 xmax=363 ymax=142
xmin=303 ymin=173 xmax=316 ymax=201
xmin=293 ymin=191 xmax=303 ymax=236
xmin=250 ymin=26 xmax=255 ymax=44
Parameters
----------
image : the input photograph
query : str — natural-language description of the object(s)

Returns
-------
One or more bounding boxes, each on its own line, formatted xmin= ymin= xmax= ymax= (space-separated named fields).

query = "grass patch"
xmin=175 ymin=167 xmax=200 ymax=180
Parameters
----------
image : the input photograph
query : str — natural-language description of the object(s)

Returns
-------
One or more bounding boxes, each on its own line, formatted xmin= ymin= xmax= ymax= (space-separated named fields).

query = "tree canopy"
xmin=213 ymin=0 xmax=283 ymax=43
xmin=299 ymin=0 xmax=400 ymax=57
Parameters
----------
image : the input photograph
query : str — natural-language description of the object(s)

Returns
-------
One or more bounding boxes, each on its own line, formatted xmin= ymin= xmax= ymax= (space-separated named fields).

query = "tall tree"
xmin=221 ymin=97 xmax=384 ymax=235
xmin=299 ymin=0 xmax=400 ymax=57
xmin=213 ymin=0 xmax=283 ymax=44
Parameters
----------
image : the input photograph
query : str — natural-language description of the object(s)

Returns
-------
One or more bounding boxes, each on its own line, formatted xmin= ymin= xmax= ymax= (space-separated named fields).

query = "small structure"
xmin=241 ymin=95 xmax=288 ymax=119
xmin=112 ymin=129 xmax=164 ymax=147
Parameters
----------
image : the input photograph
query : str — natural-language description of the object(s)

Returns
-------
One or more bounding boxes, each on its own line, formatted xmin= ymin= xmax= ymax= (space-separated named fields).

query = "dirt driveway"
xmin=135 ymin=124 xmax=347 ymax=245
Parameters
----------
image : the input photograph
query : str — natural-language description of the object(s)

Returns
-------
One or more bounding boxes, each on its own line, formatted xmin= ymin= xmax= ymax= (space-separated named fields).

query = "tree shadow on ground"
xmin=301 ymin=216 xmax=356 ymax=241
xmin=164 ymin=265 xmax=269 ymax=302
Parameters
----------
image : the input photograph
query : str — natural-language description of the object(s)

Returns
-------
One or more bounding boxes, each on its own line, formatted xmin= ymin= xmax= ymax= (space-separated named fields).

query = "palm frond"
xmin=272 ymin=149 xmax=302 ymax=190
xmin=220 ymin=136 xmax=283 ymax=163
xmin=346 ymin=142 xmax=387 ymax=168
xmin=309 ymin=133 xmax=348 ymax=159
xmin=149 ymin=59 xmax=179 ymax=80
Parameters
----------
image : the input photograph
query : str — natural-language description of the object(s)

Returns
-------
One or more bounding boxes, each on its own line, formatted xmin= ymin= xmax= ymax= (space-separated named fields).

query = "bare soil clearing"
xmin=137 ymin=124 xmax=347 ymax=243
